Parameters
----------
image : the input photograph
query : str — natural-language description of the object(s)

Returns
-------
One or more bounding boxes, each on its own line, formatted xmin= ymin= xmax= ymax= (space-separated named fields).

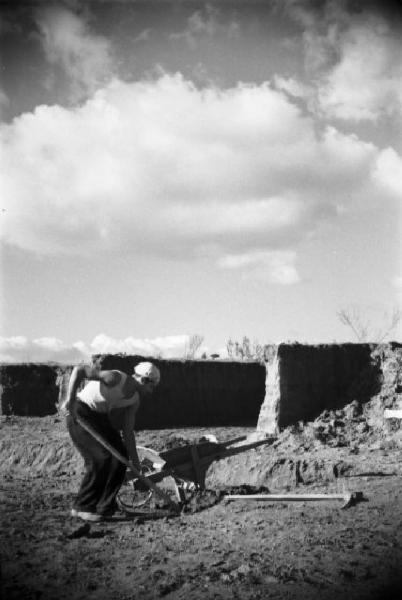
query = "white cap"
xmin=133 ymin=361 xmax=160 ymax=384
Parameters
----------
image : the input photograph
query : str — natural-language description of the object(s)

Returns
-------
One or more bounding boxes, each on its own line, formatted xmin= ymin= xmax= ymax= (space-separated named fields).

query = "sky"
xmin=0 ymin=0 xmax=401 ymax=363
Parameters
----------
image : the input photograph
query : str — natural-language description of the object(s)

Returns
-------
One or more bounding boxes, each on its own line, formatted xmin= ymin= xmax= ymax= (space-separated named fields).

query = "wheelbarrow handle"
xmin=76 ymin=416 xmax=180 ymax=512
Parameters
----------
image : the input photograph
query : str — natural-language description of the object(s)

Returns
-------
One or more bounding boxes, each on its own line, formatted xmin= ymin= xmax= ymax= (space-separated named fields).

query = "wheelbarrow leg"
xmin=190 ymin=444 xmax=206 ymax=489
xmin=172 ymin=478 xmax=187 ymax=504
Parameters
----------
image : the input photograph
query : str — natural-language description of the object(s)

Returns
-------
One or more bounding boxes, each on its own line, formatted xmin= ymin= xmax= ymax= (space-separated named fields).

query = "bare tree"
xmin=184 ymin=334 xmax=204 ymax=359
xmin=337 ymin=305 xmax=402 ymax=343
xmin=337 ymin=307 xmax=369 ymax=342
xmin=226 ymin=336 xmax=269 ymax=361
xmin=226 ymin=338 xmax=235 ymax=358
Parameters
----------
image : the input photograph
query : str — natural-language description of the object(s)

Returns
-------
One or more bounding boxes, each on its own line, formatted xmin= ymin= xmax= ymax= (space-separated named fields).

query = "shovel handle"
xmin=76 ymin=416 xmax=180 ymax=512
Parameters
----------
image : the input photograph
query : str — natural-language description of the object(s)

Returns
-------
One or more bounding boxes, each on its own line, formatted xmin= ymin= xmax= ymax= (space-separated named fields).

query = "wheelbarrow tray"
xmin=139 ymin=436 xmax=274 ymax=489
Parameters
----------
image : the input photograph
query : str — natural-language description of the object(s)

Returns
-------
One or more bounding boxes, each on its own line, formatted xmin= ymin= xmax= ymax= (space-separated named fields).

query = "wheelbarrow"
xmin=118 ymin=435 xmax=275 ymax=512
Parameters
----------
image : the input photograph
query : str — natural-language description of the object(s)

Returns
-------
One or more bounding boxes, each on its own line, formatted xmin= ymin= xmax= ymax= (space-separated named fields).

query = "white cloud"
xmin=34 ymin=6 xmax=113 ymax=101
xmin=373 ymin=147 xmax=402 ymax=197
xmin=274 ymin=75 xmax=311 ymax=99
xmin=0 ymin=336 xmax=89 ymax=363
xmin=317 ymin=20 xmax=402 ymax=122
xmin=163 ymin=196 xmax=304 ymax=241
xmin=0 ymin=73 xmax=383 ymax=279
xmin=0 ymin=336 xmax=28 ymax=356
xmin=90 ymin=333 xmax=188 ymax=358
xmin=0 ymin=334 xmax=193 ymax=363
xmin=169 ymin=4 xmax=239 ymax=48
xmin=282 ymin=2 xmax=402 ymax=122
xmin=217 ymin=250 xmax=300 ymax=285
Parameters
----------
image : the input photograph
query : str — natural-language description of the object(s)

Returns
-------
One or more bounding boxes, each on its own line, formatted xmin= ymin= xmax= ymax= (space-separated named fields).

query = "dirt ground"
xmin=1 ymin=415 xmax=402 ymax=600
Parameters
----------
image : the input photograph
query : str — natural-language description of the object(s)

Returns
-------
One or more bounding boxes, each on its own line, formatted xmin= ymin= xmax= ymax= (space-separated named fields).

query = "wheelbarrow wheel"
xmin=117 ymin=461 xmax=155 ymax=513
xmin=116 ymin=446 xmax=167 ymax=513
xmin=117 ymin=480 xmax=154 ymax=512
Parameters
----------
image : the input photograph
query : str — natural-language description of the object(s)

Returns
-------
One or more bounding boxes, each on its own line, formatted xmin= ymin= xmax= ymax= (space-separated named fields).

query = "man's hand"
xmin=62 ymin=402 xmax=78 ymax=424
xmin=140 ymin=457 xmax=155 ymax=470
xmin=128 ymin=465 xmax=152 ymax=491
xmin=59 ymin=402 xmax=69 ymax=416
xmin=128 ymin=463 xmax=148 ymax=478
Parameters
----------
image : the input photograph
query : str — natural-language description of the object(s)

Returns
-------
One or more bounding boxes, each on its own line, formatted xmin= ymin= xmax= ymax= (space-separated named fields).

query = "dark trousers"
xmin=67 ymin=401 xmax=127 ymax=515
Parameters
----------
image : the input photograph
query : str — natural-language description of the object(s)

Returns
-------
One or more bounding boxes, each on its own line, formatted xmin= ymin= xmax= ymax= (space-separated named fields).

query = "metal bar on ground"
xmin=225 ymin=493 xmax=351 ymax=502
xmin=384 ymin=409 xmax=402 ymax=419
xmin=224 ymin=491 xmax=365 ymax=509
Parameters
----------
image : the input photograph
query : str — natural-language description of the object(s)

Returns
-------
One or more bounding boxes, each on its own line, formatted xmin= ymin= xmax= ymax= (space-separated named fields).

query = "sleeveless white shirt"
xmin=77 ymin=371 xmax=139 ymax=414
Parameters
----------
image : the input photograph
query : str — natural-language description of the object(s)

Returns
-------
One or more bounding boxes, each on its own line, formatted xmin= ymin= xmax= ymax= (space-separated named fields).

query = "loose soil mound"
xmin=1 ymin=407 xmax=401 ymax=489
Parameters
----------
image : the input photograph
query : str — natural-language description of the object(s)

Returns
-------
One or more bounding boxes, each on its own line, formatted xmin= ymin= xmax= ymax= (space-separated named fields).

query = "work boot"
xmin=70 ymin=508 xmax=103 ymax=522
